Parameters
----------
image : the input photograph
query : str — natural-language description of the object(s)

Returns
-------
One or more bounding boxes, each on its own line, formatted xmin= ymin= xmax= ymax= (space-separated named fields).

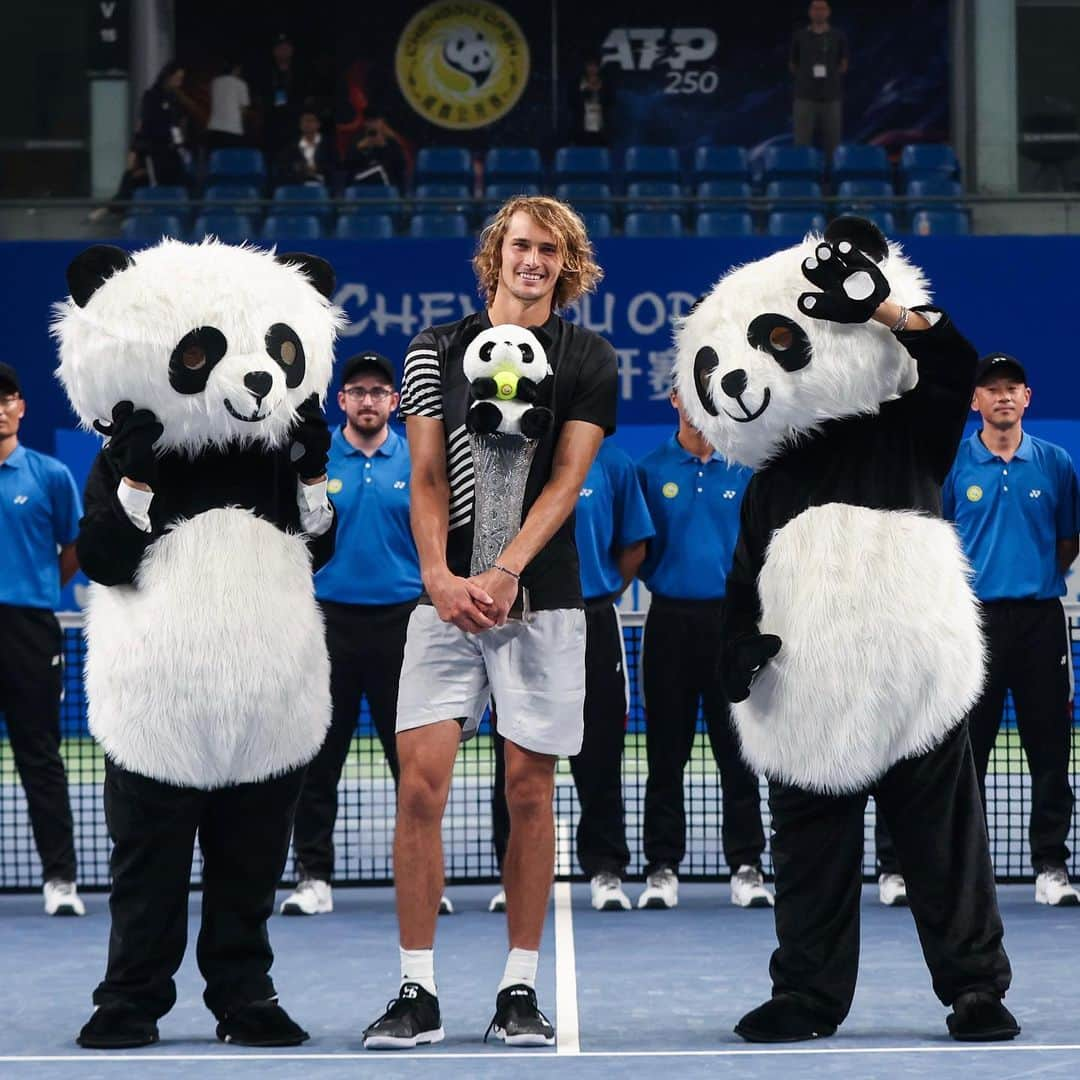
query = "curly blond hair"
xmin=472 ymin=195 xmax=604 ymax=310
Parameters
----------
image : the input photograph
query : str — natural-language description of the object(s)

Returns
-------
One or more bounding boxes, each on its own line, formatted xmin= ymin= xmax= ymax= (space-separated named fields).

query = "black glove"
xmin=721 ymin=633 xmax=782 ymax=704
xmin=94 ymin=401 xmax=164 ymax=486
xmin=288 ymin=393 xmax=331 ymax=480
xmin=797 ymin=239 xmax=890 ymax=324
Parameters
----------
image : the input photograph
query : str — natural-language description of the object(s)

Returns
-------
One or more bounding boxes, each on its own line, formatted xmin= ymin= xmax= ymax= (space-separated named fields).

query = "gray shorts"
xmin=396 ymin=604 xmax=586 ymax=757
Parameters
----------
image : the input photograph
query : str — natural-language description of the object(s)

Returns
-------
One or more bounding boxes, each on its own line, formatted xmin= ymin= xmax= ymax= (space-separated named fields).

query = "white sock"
xmin=498 ymin=947 xmax=538 ymax=992
xmin=400 ymin=947 xmax=437 ymax=997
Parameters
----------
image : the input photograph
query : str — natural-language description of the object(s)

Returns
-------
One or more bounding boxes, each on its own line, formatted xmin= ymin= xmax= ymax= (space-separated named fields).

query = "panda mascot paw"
xmin=77 ymin=1004 xmax=160 ymax=1050
xmin=721 ymin=633 xmax=782 ymax=704
xmin=945 ymin=992 xmax=1020 ymax=1043
xmin=797 ymin=216 xmax=891 ymax=324
xmin=215 ymin=999 xmax=310 ymax=1047
xmin=94 ymin=401 xmax=164 ymax=486
xmin=734 ymin=995 xmax=838 ymax=1043
xmin=462 ymin=323 xmax=554 ymax=438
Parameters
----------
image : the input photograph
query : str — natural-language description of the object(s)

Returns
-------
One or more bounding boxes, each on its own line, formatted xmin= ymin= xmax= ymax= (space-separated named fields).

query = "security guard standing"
xmin=635 ymin=390 xmax=772 ymax=910
xmin=281 ymin=352 xmax=426 ymax=914
xmin=944 ymin=352 xmax=1079 ymax=906
xmin=489 ymin=438 xmax=655 ymax=911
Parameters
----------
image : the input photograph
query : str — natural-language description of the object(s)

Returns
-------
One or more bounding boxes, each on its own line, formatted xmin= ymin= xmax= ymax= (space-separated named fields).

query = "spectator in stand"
xmin=138 ymin=61 xmax=199 ymax=187
xmin=789 ymin=0 xmax=848 ymax=160
xmin=258 ymin=33 xmax=307 ymax=160
xmin=275 ymin=109 xmax=339 ymax=189
xmin=206 ymin=59 xmax=251 ymax=150
xmin=343 ymin=116 xmax=407 ymax=189
xmin=571 ymin=59 xmax=614 ymax=147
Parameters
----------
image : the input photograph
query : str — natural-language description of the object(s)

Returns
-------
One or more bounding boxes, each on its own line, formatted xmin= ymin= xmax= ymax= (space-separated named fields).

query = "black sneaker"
xmin=363 ymin=983 xmax=444 ymax=1050
xmin=484 ymin=984 xmax=555 ymax=1047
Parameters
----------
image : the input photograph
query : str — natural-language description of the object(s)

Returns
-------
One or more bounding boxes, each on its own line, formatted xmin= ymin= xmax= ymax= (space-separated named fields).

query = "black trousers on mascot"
xmin=93 ymin=758 xmax=305 ymax=1021
xmin=768 ymin=721 xmax=1011 ymax=1024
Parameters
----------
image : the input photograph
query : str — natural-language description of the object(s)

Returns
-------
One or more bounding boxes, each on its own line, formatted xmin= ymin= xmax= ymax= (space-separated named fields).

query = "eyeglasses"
xmin=343 ymin=386 xmax=393 ymax=402
xmin=0 ymin=394 xmax=21 ymax=411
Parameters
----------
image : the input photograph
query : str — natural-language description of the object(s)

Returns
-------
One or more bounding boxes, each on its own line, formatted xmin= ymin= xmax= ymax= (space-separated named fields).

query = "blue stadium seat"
xmin=696 ymin=180 xmax=753 ymax=204
xmin=484 ymin=182 xmax=541 ymax=206
xmin=120 ymin=213 xmax=184 ymax=241
xmin=623 ymin=212 xmax=683 ymax=237
xmin=624 ymin=146 xmax=680 ymax=182
xmin=909 ymin=210 xmax=969 ymax=235
xmin=335 ymin=214 xmax=395 ymax=239
xmin=554 ymin=146 xmax=612 ymax=183
xmin=626 ymin=181 xmax=683 ymax=215
xmin=415 ymin=147 xmax=473 ymax=185
xmin=905 ymin=177 xmax=963 ymax=211
xmin=131 ymin=186 xmax=189 ymax=215
xmin=767 ymin=211 xmax=827 ymax=236
xmin=693 ymin=146 xmax=750 ymax=182
xmin=262 ymin=214 xmax=322 ymax=241
xmin=192 ymin=213 xmax=257 ymax=244
xmin=830 ymin=143 xmax=890 ymax=181
xmin=484 ymin=147 xmax=543 ymax=185
xmin=580 ymin=212 xmax=612 ymax=238
xmin=763 ymin=145 xmax=824 ymax=180
xmin=272 ymin=184 xmax=331 ymax=220
xmin=765 ymin=179 xmax=824 ymax=212
xmin=202 ymin=184 xmax=262 ymax=212
xmin=836 ymin=178 xmax=894 ymax=202
xmin=555 ymin=182 xmax=613 ymax=215
xmin=695 ymin=211 xmax=755 ymax=237
xmin=899 ymin=143 xmax=960 ymax=181
xmin=341 ymin=184 xmax=402 ymax=216
xmin=207 ymin=148 xmax=267 ymax=185
xmin=408 ymin=213 xmax=470 ymax=238
xmin=859 ymin=210 xmax=896 ymax=235
xmin=415 ymin=182 xmax=471 ymax=206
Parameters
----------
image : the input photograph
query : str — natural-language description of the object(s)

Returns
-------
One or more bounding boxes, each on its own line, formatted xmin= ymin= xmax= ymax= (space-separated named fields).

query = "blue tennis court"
xmin=2 ymin=882 xmax=1077 ymax=1079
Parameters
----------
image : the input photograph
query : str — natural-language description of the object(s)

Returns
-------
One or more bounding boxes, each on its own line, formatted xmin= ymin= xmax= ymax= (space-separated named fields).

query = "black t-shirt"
xmin=399 ymin=309 xmax=617 ymax=610
xmin=790 ymin=27 xmax=848 ymax=102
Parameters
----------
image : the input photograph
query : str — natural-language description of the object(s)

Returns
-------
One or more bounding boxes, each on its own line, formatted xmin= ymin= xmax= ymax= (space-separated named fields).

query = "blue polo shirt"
xmin=0 ymin=444 xmax=82 ymax=610
xmin=943 ymin=431 xmax=1080 ymax=601
xmin=636 ymin=433 xmax=751 ymax=600
xmin=576 ymin=441 xmax=655 ymax=601
xmin=315 ymin=426 xmax=422 ymax=605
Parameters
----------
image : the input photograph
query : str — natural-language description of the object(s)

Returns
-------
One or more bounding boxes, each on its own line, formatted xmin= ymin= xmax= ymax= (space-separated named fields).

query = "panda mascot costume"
xmin=674 ymin=217 xmax=1018 ymax=1043
xmin=52 ymin=240 xmax=342 ymax=1049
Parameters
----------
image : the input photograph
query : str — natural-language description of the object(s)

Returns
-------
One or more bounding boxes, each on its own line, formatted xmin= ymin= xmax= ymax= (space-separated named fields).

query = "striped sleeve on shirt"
xmin=399 ymin=340 xmax=442 ymax=419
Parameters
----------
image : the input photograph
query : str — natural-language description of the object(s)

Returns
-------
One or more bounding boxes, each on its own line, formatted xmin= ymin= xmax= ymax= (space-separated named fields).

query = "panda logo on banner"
xmin=396 ymin=0 xmax=530 ymax=130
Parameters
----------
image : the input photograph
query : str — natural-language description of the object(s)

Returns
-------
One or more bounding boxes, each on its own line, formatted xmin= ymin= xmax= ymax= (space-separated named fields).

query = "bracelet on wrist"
xmin=493 ymin=562 xmax=520 ymax=581
xmin=889 ymin=306 xmax=910 ymax=333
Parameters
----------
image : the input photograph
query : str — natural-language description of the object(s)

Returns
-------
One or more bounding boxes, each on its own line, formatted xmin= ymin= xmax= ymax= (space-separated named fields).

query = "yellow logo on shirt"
xmin=966 ymin=485 xmax=983 ymax=502
xmin=327 ymin=478 xmax=343 ymax=495
xmin=662 ymin=482 xmax=679 ymax=499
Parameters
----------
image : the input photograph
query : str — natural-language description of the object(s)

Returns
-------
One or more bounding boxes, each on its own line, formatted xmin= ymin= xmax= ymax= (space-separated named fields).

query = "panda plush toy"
xmin=52 ymin=239 xmax=342 ymax=1050
xmin=674 ymin=217 xmax=1018 ymax=1044
xmin=462 ymin=322 xmax=554 ymax=439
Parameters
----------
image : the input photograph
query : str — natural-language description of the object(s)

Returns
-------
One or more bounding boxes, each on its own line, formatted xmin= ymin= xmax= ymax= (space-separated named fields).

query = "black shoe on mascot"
xmin=674 ymin=216 xmax=1019 ymax=1044
xmin=53 ymin=239 xmax=344 ymax=1049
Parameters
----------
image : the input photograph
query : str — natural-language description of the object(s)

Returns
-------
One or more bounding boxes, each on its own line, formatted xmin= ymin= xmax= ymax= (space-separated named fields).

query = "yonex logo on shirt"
xmin=1029 ymin=490 xmax=1041 ymax=499
xmin=723 ymin=490 xmax=737 ymax=499
xmin=394 ymin=480 xmax=407 ymax=489
xmin=580 ymin=487 xmax=593 ymax=497
xmin=13 ymin=494 xmax=28 ymax=505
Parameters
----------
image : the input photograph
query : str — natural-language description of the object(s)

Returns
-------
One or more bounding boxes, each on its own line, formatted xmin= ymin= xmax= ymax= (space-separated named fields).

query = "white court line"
xmin=553 ymin=879 xmax=580 ymax=1055
xmin=4 ymin=1045 xmax=1080 ymax=1063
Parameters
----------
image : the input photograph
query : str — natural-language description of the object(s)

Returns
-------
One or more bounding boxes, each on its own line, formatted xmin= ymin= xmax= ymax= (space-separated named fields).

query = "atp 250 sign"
xmin=600 ymin=28 xmax=718 ymax=94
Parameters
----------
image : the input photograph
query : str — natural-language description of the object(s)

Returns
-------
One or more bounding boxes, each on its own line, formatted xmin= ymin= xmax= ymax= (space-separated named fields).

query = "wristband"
xmin=889 ymin=306 xmax=910 ymax=333
xmin=493 ymin=562 xmax=520 ymax=581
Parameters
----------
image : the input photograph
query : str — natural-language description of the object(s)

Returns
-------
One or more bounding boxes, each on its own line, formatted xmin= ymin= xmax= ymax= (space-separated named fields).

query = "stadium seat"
xmin=415 ymin=182 xmax=471 ymax=206
xmin=261 ymin=214 xmax=322 ymax=241
xmin=580 ymin=212 xmax=612 ymax=238
xmin=341 ymin=184 xmax=401 ymax=216
xmin=131 ymin=186 xmax=189 ymax=215
xmin=626 ymin=181 xmax=683 ymax=215
xmin=898 ymin=143 xmax=960 ymax=181
xmin=624 ymin=146 xmax=680 ymax=182
xmin=207 ymin=148 xmax=266 ymax=185
xmin=763 ymin=145 xmax=824 ymax=180
xmin=766 ymin=211 xmax=827 ymax=236
xmin=836 ymin=178 xmax=895 ymax=203
xmin=484 ymin=147 xmax=543 ymax=185
xmin=202 ymin=184 xmax=262 ymax=213
xmin=120 ymin=213 xmax=184 ymax=241
xmin=335 ymin=213 xmax=395 ymax=239
xmin=408 ymin=213 xmax=470 ymax=238
xmin=765 ymin=179 xmax=824 ymax=211
xmin=693 ymin=145 xmax=750 ymax=183
xmin=695 ymin=211 xmax=755 ymax=237
xmin=192 ymin=213 xmax=257 ymax=244
xmin=905 ymin=177 xmax=963 ymax=211
xmin=553 ymin=146 xmax=612 ymax=183
xmin=910 ymin=210 xmax=969 ymax=235
xmin=858 ymin=210 xmax=896 ymax=235
xmin=696 ymin=179 xmax=753 ymax=204
xmin=272 ymin=184 xmax=331 ymax=220
xmin=484 ymin=182 xmax=541 ymax=209
xmin=555 ymin=182 xmax=613 ymax=215
xmin=623 ymin=212 xmax=683 ymax=237
xmin=415 ymin=147 xmax=473 ymax=185
xmin=830 ymin=143 xmax=890 ymax=181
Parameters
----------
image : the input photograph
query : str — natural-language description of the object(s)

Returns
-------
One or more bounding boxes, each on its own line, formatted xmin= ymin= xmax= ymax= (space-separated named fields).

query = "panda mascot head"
xmin=675 ymin=217 xmax=929 ymax=469
xmin=52 ymin=239 xmax=343 ymax=454
xmin=462 ymin=322 xmax=554 ymax=439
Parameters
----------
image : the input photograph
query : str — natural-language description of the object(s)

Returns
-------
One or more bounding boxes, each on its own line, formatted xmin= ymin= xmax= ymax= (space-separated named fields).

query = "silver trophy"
xmin=469 ymin=431 xmax=539 ymax=577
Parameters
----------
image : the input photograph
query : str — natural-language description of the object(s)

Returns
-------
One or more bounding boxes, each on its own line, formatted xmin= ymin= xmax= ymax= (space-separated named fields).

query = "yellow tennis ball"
xmin=495 ymin=372 xmax=519 ymax=400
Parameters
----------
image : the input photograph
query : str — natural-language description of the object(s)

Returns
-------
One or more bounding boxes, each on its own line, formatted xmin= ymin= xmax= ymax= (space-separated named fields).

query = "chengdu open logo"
xmin=395 ymin=1 xmax=530 ymax=130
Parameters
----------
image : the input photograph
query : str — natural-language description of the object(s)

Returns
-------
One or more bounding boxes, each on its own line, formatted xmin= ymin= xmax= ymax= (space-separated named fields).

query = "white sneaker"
xmin=730 ymin=864 xmax=774 ymax=908
xmin=590 ymin=872 xmax=631 ymax=911
xmin=43 ymin=879 xmax=85 ymax=917
xmin=637 ymin=868 xmax=678 ymax=909
xmin=878 ymin=872 xmax=908 ymax=907
xmin=279 ymin=878 xmax=332 ymax=915
xmin=438 ymin=895 xmax=454 ymax=915
xmin=1035 ymin=866 xmax=1080 ymax=907
xmin=488 ymin=889 xmax=506 ymax=913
